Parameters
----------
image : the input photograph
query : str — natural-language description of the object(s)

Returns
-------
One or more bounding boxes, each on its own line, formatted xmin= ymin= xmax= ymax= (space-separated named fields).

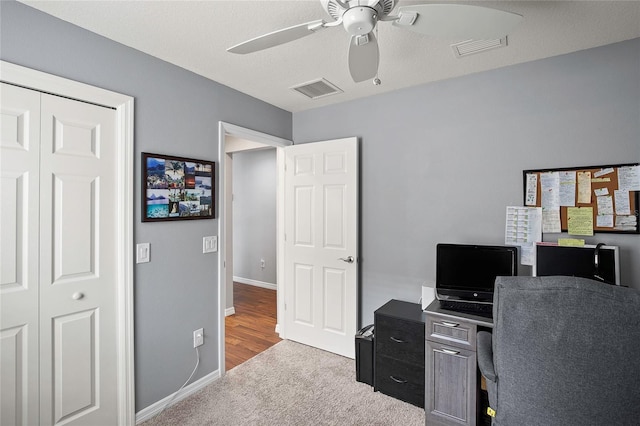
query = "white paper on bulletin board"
xmin=505 ymin=206 xmax=543 ymax=266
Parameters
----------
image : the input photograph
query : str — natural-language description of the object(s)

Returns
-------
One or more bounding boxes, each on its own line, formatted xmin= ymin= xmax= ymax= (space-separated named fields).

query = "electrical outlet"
xmin=193 ymin=328 xmax=204 ymax=348
xmin=260 ymin=259 xmax=265 ymax=269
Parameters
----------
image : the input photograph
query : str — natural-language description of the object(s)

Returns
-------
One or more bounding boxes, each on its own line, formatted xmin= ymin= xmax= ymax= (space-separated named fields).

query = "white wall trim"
xmin=134 ymin=370 xmax=220 ymax=424
xmin=233 ymin=276 xmax=277 ymax=291
xmin=225 ymin=307 xmax=236 ymax=316
xmin=1 ymin=60 xmax=135 ymax=425
xmin=217 ymin=122 xmax=292 ymax=379
xmin=1 ymin=60 xmax=132 ymax=107
xmin=276 ymin=148 xmax=286 ymax=339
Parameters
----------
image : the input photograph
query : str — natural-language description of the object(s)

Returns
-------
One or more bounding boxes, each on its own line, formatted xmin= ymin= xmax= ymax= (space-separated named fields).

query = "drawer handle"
xmin=440 ymin=321 xmax=459 ymax=328
xmin=390 ymin=375 xmax=408 ymax=384
xmin=437 ymin=348 xmax=460 ymax=355
xmin=390 ymin=336 xmax=406 ymax=343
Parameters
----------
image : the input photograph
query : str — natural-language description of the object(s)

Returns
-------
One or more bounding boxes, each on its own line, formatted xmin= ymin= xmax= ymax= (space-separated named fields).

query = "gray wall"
xmin=293 ymin=38 xmax=640 ymax=325
xmin=0 ymin=1 xmax=292 ymax=411
xmin=232 ymin=149 xmax=278 ymax=286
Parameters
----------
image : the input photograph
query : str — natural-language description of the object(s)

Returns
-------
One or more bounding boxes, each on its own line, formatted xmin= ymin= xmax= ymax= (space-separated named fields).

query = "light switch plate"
xmin=203 ymin=236 xmax=217 ymax=253
xmin=136 ymin=243 xmax=150 ymax=263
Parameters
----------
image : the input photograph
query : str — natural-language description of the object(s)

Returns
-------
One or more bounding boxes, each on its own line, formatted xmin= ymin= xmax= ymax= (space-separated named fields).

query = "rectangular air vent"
xmin=451 ymin=37 xmax=507 ymax=58
xmin=291 ymin=78 xmax=343 ymax=100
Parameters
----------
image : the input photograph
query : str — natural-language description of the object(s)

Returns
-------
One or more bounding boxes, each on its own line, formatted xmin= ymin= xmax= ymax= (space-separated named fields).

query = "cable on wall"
xmin=154 ymin=346 xmax=200 ymax=419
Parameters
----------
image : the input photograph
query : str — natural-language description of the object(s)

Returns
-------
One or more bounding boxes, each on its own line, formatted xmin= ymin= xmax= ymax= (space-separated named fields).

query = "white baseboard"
xmin=233 ymin=276 xmax=277 ymax=291
xmin=225 ymin=306 xmax=236 ymax=316
xmin=135 ymin=369 xmax=220 ymax=424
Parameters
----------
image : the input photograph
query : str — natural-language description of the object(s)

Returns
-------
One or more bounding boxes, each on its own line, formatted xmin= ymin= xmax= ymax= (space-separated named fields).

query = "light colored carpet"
xmin=142 ymin=340 xmax=425 ymax=426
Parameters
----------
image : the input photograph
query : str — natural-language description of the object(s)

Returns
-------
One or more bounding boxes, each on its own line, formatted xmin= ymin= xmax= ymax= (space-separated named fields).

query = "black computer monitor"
xmin=436 ymin=243 xmax=518 ymax=302
xmin=534 ymin=244 xmax=620 ymax=285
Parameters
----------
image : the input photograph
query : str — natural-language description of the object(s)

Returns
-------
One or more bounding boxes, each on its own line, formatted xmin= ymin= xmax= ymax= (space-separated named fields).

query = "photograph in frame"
xmin=142 ymin=152 xmax=215 ymax=222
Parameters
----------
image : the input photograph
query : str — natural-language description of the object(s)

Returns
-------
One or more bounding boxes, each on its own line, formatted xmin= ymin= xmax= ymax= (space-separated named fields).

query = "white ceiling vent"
xmin=291 ymin=78 xmax=343 ymax=100
xmin=451 ymin=37 xmax=508 ymax=58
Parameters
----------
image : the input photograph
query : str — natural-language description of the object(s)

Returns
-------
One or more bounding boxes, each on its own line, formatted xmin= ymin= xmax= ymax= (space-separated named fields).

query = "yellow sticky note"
xmin=487 ymin=407 xmax=496 ymax=417
xmin=567 ymin=207 xmax=594 ymax=236
xmin=558 ymin=238 xmax=585 ymax=247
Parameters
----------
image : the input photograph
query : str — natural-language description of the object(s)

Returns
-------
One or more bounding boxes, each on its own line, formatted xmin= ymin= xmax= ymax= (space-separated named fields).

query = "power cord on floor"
xmin=154 ymin=346 xmax=200 ymax=419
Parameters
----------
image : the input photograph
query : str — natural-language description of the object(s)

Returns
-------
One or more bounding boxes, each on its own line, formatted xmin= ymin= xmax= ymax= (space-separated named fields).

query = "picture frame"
xmin=142 ymin=152 xmax=215 ymax=222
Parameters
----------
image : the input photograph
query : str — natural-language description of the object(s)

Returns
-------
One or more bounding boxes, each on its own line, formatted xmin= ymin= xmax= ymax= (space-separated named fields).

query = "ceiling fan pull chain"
xmin=373 ymin=24 xmax=381 ymax=86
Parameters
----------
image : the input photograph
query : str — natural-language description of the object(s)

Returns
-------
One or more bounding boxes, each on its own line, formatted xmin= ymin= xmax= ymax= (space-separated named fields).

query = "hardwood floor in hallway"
xmin=225 ymin=282 xmax=281 ymax=371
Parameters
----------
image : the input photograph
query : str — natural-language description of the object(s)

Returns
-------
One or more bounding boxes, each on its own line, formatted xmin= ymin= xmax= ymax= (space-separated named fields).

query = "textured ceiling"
xmin=20 ymin=1 xmax=640 ymax=113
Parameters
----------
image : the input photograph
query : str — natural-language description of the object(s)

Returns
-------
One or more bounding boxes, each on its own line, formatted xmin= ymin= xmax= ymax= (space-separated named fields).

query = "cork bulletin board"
xmin=523 ymin=163 xmax=640 ymax=234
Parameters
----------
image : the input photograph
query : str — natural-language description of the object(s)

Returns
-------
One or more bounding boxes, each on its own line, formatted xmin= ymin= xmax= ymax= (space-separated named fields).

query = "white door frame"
xmin=217 ymin=122 xmax=291 ymax=375
xmin=0 ymin=61 xmax=135 ymax=425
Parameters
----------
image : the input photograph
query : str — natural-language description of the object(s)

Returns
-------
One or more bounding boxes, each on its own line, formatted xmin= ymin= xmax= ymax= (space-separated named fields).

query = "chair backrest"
xmin=491 ymin=276 xmax=640 ymax=426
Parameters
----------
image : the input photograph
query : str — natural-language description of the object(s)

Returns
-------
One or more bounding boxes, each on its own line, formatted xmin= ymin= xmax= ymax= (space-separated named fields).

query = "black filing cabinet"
xmin=374 ymin=299 xmax=425 ymax=408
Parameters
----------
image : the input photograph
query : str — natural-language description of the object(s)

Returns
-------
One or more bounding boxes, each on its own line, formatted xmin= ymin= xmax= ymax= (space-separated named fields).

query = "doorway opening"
xmin=225 ymin=146 xmax=279 ymax=370
xmin=217 ymin=122 xmax=291 ymax=374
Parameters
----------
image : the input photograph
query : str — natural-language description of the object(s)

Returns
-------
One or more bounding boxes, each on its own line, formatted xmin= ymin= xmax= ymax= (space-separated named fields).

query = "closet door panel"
xmin=0 ymin=83 xmax=40 ymax=426
xmin=51 ymin=173 xmax=97 ymax=281
xmin=51 ymin=310 xmax=99 ymax=423
xmin=39 ymin=93 xmax=118 ymax=426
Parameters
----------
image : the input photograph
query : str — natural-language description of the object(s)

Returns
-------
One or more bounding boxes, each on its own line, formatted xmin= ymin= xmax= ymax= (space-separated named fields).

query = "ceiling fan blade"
xmin=392 ymin=4 xmax=522 ymax=40
xmin=228 ymin=20 xmax=326 ymax=54
xmin=348 ymin=32 xmax=379 ymax=83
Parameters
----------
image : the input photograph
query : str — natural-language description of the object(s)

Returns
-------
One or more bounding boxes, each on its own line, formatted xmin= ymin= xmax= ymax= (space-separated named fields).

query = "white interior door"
xmin=39 ymin=93 xmax=119 ymax=426
xmin=1 ymin=83 xmax=120 ymax=425
xmin=1 ymin=82 xmax=41 ymax=426
xmin=284 ymin=137 xmax=358 ymax=358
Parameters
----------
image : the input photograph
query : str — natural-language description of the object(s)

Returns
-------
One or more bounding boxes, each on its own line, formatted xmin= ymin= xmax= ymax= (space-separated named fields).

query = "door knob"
xmin=339 ymin=256 xmax=355 ymax=263
xmin=72 ymin=292 xmax=84 ymax=300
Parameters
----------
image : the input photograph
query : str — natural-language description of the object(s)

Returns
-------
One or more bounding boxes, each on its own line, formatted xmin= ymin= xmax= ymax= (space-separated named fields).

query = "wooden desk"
xmin=424 ymin=301 xmax=493 ymax=426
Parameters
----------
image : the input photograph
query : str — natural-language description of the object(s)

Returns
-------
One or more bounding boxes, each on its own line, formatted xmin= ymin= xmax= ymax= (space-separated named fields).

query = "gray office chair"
xmin=478 ymin=276 xmax=640 ymax=426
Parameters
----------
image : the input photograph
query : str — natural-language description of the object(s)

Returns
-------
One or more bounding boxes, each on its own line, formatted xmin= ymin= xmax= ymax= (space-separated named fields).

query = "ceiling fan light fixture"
xmin=342 ymin=7 xmax=378 ymax=35
xmin=451 ymin=37 xmax=508 ymax=58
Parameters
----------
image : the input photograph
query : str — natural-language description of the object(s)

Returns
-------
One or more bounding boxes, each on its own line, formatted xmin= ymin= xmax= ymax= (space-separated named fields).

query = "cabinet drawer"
xmin=375 ymin=354 xmax=425 ymax=408
xmin=376 ymin=315 xmax=425 ymax=365
xmin=425 ymin=340 xmax=477 ymax=426
xmin=426 ymin=315 xmax=476 ymax=350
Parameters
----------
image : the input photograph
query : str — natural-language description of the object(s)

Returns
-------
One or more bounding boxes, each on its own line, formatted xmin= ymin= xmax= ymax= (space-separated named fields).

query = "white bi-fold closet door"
xmin=1 ymin=82 xmax=119 ymax=425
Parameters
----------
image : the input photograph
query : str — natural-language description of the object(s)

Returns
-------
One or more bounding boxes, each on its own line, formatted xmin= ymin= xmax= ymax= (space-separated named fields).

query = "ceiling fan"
xmin=227 ymin=0 xmax=523 ymax=83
